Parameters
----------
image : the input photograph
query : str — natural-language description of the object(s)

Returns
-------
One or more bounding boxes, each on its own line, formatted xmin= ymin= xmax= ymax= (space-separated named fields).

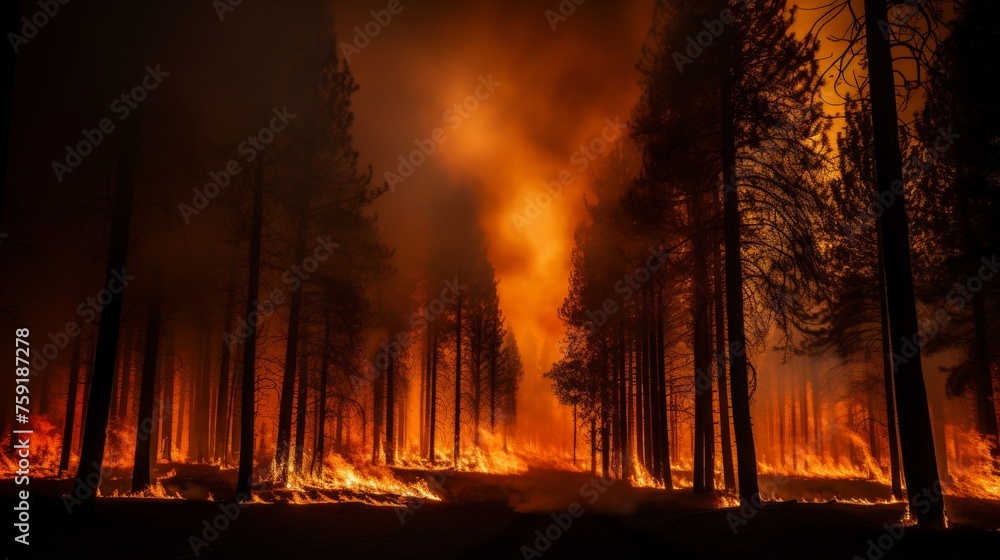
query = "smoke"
xmin=335 ymin=0 xmax=656 ymax=449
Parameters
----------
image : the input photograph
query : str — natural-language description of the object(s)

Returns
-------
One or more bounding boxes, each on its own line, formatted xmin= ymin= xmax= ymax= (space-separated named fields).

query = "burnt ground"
xmin=2 ymin=466 xmax=998 ymax=559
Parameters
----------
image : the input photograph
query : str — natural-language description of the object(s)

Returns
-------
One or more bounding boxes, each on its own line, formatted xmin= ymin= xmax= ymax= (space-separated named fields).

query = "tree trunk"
xmin=811 ymin=364 xmax=822 ymax=456
xmin=294 ymin=332 xmax=310 ymax=472
xmin=720 ymin=21 xmax=759 ymax=505
xmin=863 ymin=0 xmax=944 ymax=527
xmin=618 ymin=314 xmax=629 ymax=481
xmin=316 ymin=320 xmax=330 ymax=474
xmin=693 ymin=198 xmax=715 ymax=493
xmin=656 ymin=290 xmax=672 ymax=489
xmin=778 ymin=375 xmax=786 ymax=468
xmin=454 ymin=294 xmax=462 ymax=465
xmin=59 ymin=333 xmax=82 ymax=476
xmin=386 ymin=344 xmax=396 ymax=465
xmin=429 ymin=325 xmax=438 ymax=463
xmin=176 ymin=357 xmax=186 ymax=460
xmin=276 ymin=200 xmax=308 ymax=484
xmin=791 ymin=372 xmax=799 ymax=470
xmin=601 ymin=344 xmax=611 ymax=479
xmin=236 ymin=159 xmax=264 ymax=500
xmin=162 ymin=334 xmax=175 ymax=463
xmin=79 ymin=344 xmax=94 ymax=456
xmin=489 ymin=331 xmax=498 ymax=434
xmin=641 ymin=292 xmax=653 ymax=472
xmin=72 ymin=120 xmax=139 ymax=514
xmin=572 ymin=403 xmax=578 ymax=466
xmin=877 ymin=228 xmax=904 ymax=499
xmin=373 ymin=359 xmax=384 ymax=464
xmin=590 ymin=417 xmax=597 ymax=476
xmin=420 ymin=334 xmax=428 ymax=456
xmin=635 ymin=317 xmax=645 ymax=471
xmin=197 ymin=331 xmax=212 ymax=462
xmin=116 ymin=327 xmax=133 ymax=420
xmin=714 ymin=235 xmax=736 ymax=489
xmin=867 ymin=391 xmax=879 ymax=479
xmin=132 ymin=275 xmax=163 ymax=492
xmin=215 ymin=262 xmax=237 ymax=461
xmin=230 ymin=344 xmax=242 ymax=461
xmin=335 ymin=400 xmax=344 ymax=455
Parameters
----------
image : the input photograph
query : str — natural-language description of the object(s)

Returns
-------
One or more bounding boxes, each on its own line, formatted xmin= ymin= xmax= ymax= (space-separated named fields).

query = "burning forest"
xmin=1 ymin=0 xmax=999 ymax=558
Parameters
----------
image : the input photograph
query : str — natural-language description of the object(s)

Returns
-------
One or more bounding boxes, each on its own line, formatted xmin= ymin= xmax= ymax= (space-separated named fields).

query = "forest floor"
xmin=3 ymin=465 xmax=999 ymax=559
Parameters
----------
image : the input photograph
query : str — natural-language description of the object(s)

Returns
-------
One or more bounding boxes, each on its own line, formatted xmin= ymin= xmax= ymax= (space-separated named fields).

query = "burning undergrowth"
xmin=267 ymin=454 xmax=443 ymax=506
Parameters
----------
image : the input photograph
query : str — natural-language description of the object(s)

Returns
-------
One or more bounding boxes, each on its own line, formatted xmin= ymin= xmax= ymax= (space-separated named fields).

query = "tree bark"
xmin=863 ymin=0 xmax=944 ymax=527
xmin=294 ymin=332 xmax=310 ymax=472
xmin=276 ymin=199 xmax=308 ymax=483
xmin=315 ymin=320 xmax=330 ymax=474
xmin=693 ymin=197 xmax=715 ymax=493
xmin=236 ymin=159 xmax=264 ymax=500
xmin=72 ymin=120 xmax=139 ymax=514
xmin=618 ymin=313 xmax=629 ymax=481
xmin=429 ymin=325 xmax=438 ymax=463
xmin=454 ymin=294 xmax=463 ymax=465
xmin=116 ymin=327 xmax=133 ymax=420
xmin=215 ymin=262 xmax=237 ymax=461
xmin=714 ymin=235 xmax=736 ymax=489
xmin=720 ymin=20 xmax=760 ymax=505
xmin=197 ymin=330 xmax=212 ymax=462
xmin=59 ymin=333 xmax=82 ymax=476
xmin=877 ymin=227 xmax=904 ymax=499
xmin=656 ymin=290 xmax=672 ymax=489
xmin=386 ymin=343 xmax=396 ymax=465
xmin=132 ymin=274 xmax=163 ymax=492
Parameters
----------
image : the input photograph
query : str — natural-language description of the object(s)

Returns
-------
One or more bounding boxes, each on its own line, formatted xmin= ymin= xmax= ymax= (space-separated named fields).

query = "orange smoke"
xmin=337 ymin=0 xmax=656 ymax=452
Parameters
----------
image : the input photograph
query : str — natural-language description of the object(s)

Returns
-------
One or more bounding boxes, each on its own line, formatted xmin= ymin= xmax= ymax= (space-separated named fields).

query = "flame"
xmin=942 ymin=429 xmax=1000 ymax=500
xmin=2 ymin=415 xmax=64 ymax=478
xmin=455 ymin=431 xmax=528 ymax=474
xmin=277 ymin=454 xmax=442 ymax=506
xmin=106 ymin=469 xmax=185 ymax=499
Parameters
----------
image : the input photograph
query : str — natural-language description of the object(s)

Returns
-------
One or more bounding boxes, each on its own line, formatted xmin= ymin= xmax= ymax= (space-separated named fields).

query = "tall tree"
xmin=132 ymin=274 xmax=164 ymax=492
xmin=72 ymin=119 xmax=141 ymax=514
xmin=863 ymin=0 xmax=945 ymax=527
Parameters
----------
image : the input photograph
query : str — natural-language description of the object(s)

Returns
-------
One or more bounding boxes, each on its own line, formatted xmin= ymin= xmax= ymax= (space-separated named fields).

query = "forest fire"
xmin=2 ymin=0 xmax=1000 ymax=559
xmin=278 ymin=456 xmax=442 ymax=506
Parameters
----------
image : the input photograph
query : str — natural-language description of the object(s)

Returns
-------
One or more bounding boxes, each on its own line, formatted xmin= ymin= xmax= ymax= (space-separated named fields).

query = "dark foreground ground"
xmin=3 ymin=466 xmax=999 ymax=559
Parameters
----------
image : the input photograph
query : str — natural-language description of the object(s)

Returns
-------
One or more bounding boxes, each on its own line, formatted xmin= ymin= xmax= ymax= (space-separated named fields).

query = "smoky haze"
xmin=334 ymin=0 xmax=655 ymax=449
